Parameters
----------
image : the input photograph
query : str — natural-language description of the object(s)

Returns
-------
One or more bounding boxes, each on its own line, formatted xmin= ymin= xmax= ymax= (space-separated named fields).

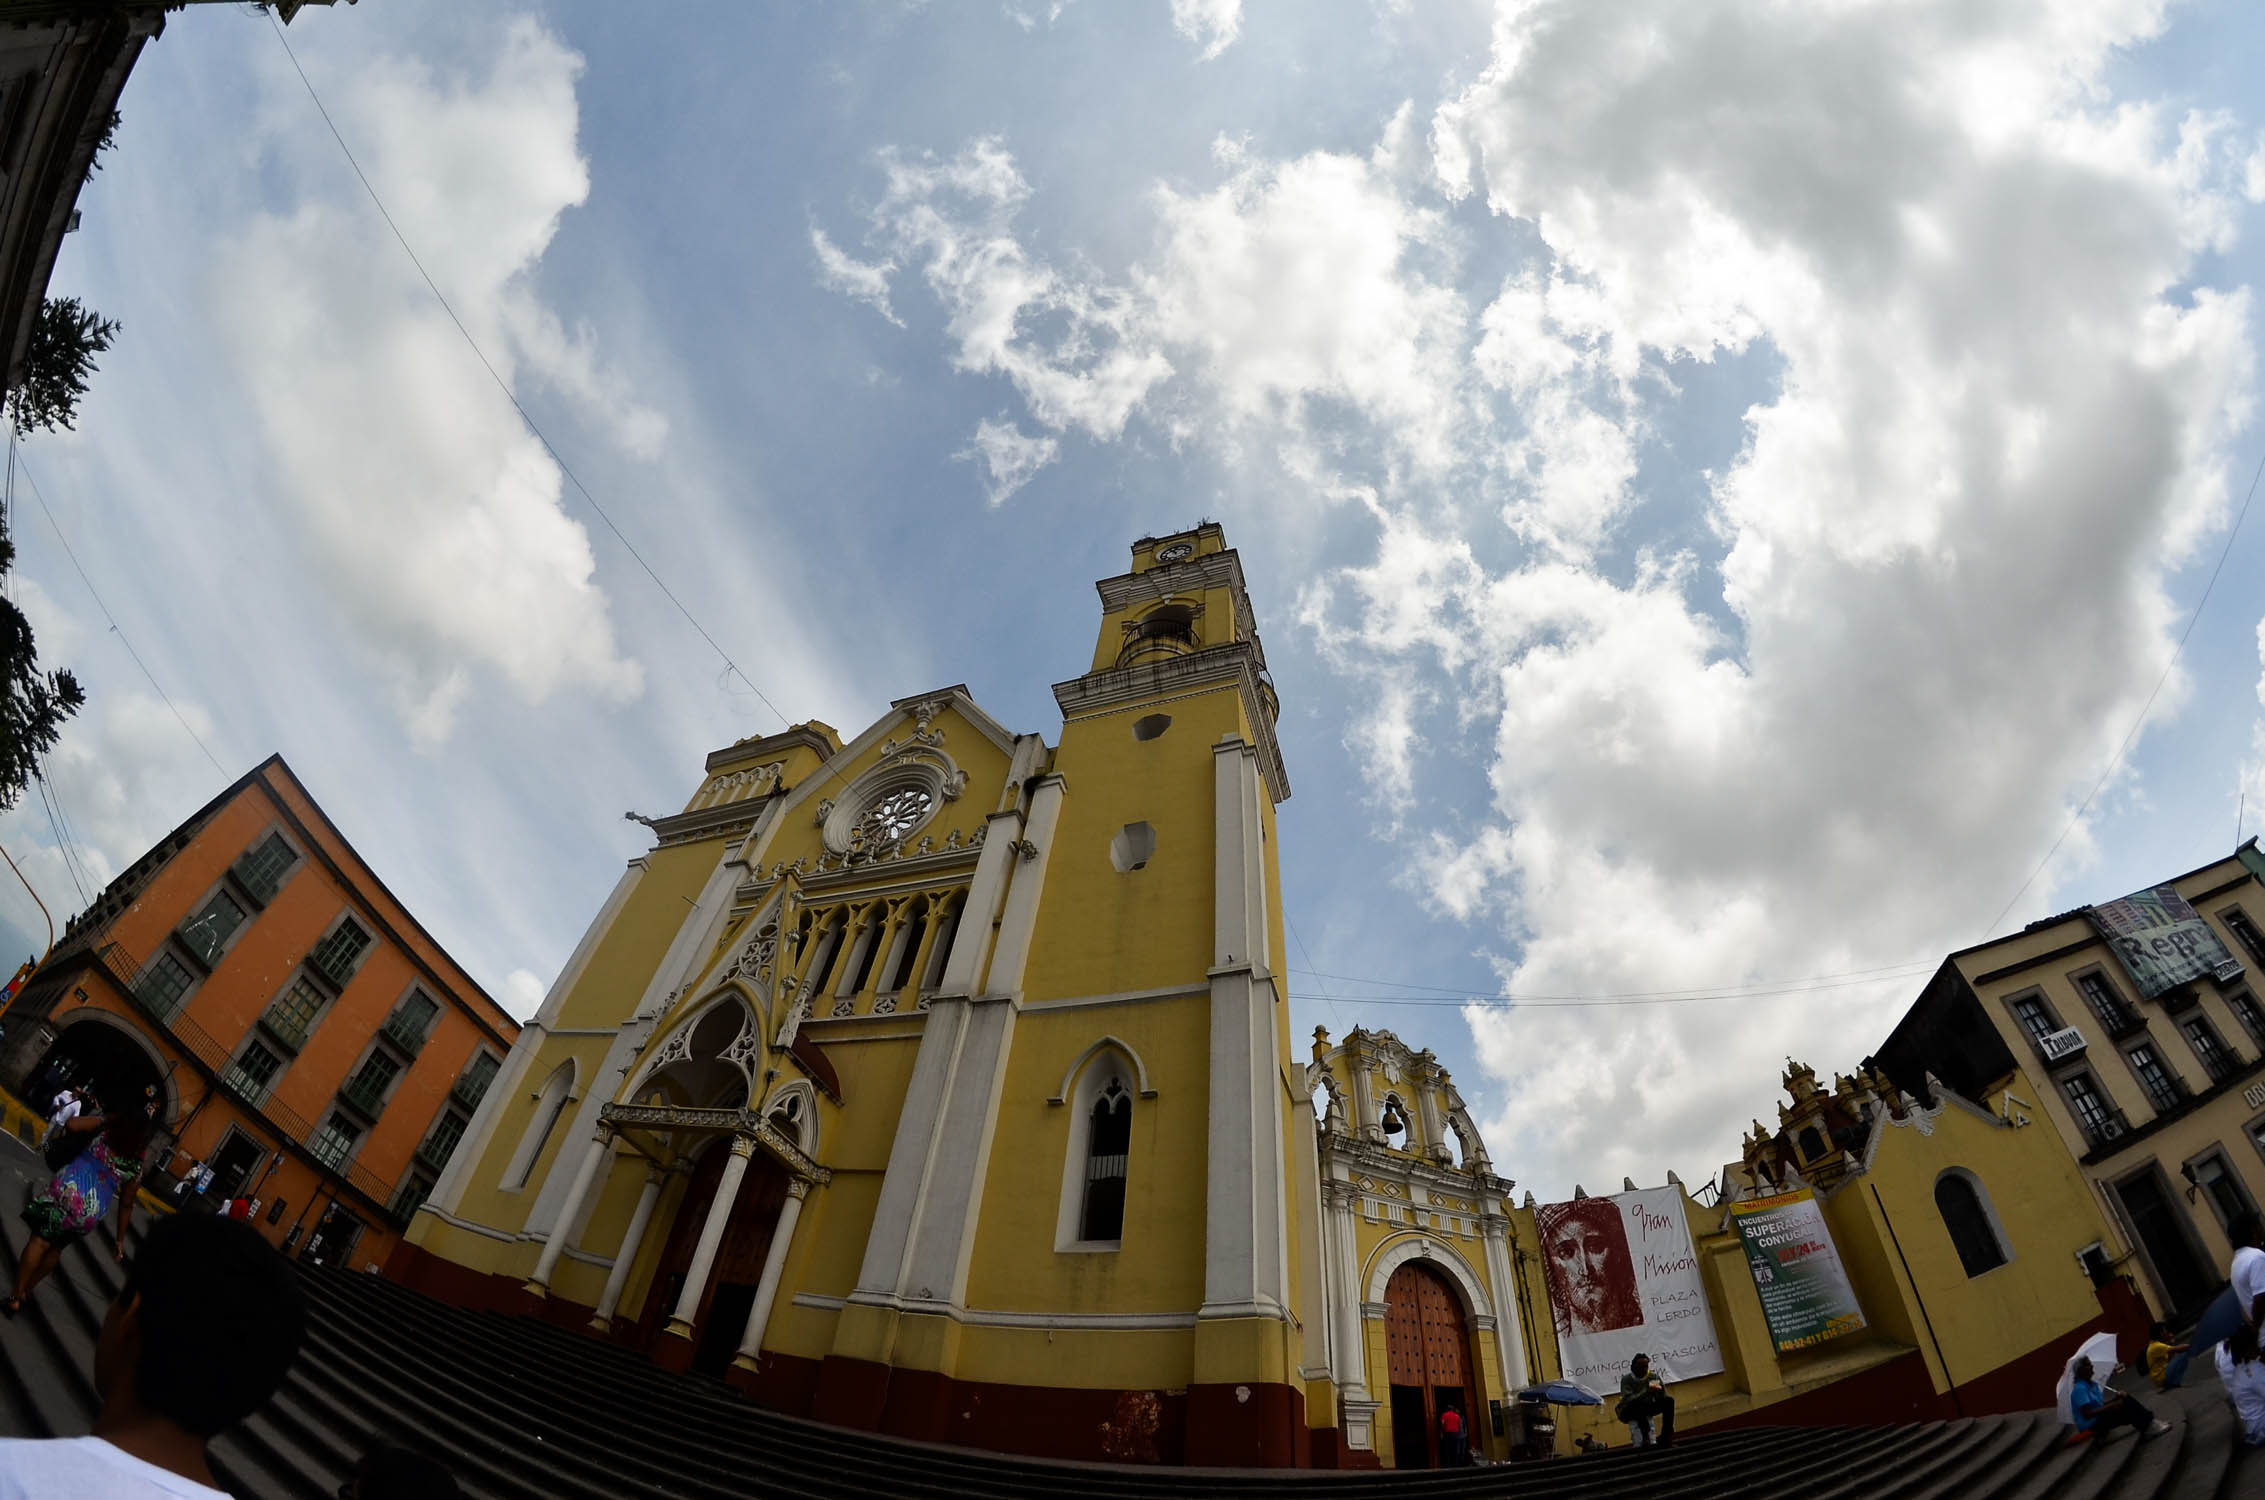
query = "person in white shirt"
xmin=2191 ymin=1211 xmax=2265 ymax=1359
xmin=0 ymin=1214 xmax=306 ymax=1498
xmin=2220 ymin=1293 xmax=2265 ymax=1445
xmin=36 ymin=1089 xmax=79 ymax=1151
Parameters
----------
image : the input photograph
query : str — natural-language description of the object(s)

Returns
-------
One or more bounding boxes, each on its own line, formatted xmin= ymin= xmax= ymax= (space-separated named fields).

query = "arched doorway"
xmin=637 ymin=1140 xmax=792 ymax=1376
xmin=1384 ymin=1260 xmax=1474 ymax=1469
xmin=30 ymin=1017 xmax=165 ymax=1127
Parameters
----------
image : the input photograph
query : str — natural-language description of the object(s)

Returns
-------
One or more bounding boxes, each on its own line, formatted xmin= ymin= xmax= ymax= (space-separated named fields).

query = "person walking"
xmin=2191 ymin=1211 xmax=2265 ymax=1358
xmin=5 ymin=1095 xmax=155 ymax=1316
xmin=2068 ymin=1355 xmax=2170 ymax=1441
xmin=1617 ymin=1353 xmax=1676 ymax=1448
xmin=0 ymin=1214 xmax=306 ymax=1498
xmin=2219 ymin=1294 xmax=2265 ymax=1444
xmin=36 ymin=1086 xmax=80 ymax=1152
xmin=1437 ymin=1403 xmax=1465 ymax=1466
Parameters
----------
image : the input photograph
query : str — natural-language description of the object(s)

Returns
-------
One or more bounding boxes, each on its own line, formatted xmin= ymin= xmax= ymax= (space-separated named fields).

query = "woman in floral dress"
xmin=5 ymin=1092 xmax=156 ymax=1315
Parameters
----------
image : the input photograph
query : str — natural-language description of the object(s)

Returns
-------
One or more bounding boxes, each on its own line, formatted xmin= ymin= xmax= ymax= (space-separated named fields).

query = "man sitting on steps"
xmin=0 ymin=1214 xmax=307 ymax=1498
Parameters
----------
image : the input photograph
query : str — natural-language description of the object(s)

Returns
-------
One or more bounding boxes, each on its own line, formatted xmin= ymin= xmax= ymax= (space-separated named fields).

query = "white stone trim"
xmin=502 ymin=1057 xmax=579 ymax=1193
xmin=1360 ymin=1233 xmax=1496 ymax=1325
xmin=1048 ymin=1036 xmax=1158 ymax=1103
xmin=788 ymin=1292 xmax=1195 ymax=1332
xmin=1022 ymin=983 xmax=1209 ymax=1013
xmin=1054 ymin=1042 xmax=1140 ymax=1252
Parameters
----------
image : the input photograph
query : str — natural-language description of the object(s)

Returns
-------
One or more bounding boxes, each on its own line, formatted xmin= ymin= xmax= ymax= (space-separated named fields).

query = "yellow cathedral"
xmin=390 ymin=525 xmax=1534 ymax=1468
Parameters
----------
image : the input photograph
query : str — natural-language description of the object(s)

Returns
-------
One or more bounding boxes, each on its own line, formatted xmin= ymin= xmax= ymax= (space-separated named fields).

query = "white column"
xmin=1326 ymin=1181 xmax=1369 ymax=1400
xmin=665 ymin=1136 xmax=757 ymax=1340
xmin=524 ymin=1130 xmax=611 ymax=1296
xmin=1480 ymin=1210 xmax=1528 ymax=1393
xmin=732 ymin=1178 xmax=810 ymax=1369
xmin=1200 ymin=737 xmax=1289 ymax=1323
xmin=588 ymin=1165 xmax=668 ymax=1330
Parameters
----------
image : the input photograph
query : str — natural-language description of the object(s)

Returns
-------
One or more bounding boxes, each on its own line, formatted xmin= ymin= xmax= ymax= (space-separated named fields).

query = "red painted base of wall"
xmin=384 ymin=1243 xmax=1344 ymax=1467
xmin=1695 ymin=1280 xmax=2157 ymax=1433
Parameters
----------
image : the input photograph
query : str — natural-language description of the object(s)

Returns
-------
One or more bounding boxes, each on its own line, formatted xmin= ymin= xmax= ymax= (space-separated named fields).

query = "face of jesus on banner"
xmin=1536 ymin=1198 xmax=1643 ymax=1336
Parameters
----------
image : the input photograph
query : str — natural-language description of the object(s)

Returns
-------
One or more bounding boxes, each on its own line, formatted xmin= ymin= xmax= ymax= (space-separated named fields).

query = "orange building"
xmin=0 ymin=755 xmax=517 ymax=1270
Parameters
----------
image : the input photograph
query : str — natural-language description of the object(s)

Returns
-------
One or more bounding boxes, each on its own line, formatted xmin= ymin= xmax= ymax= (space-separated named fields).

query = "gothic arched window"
xmin=1935 ymin=1170 xmax=2008 ymax=1277
xmin=1797 ymin=1125 xmax=1827 ymax=1162
xmin=1082 ymin=1079 xmax=1133 ymax=1242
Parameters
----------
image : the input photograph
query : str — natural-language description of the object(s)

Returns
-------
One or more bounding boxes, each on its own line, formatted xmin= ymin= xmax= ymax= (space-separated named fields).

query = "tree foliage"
xmin=0 ymin=516 xmax=81 ymax=814
xmin=6 ymin=297 xmax=119 ymax=435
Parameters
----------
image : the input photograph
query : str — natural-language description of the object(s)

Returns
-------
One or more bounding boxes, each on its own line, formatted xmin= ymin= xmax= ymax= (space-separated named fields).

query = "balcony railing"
xmin=218 ymin=1062 xmax=273 ymax=1108
xmin=307 ymin=946 xmax=358 ymax=992
xmin=450 ymin=1072 xmax=492 ymax=1113
xmin=335 ymin=1074 xmax=390 ymax=1121
xmin=2083 ymin=1109 xmax=2131 ymax=1152
xmin=387 ymin=1177 xmax=431 ymax=1225
xmin=2039 ymin=1025 xmax=2088 ymax=1064
xmin=2094 ymin=1005 xmax=2147 ymax=1041
xmin=257 ymin=1007 xmax=312 ymax=1054
xmin=378 ymin=1010 xmax=431 ymax=1056
xmin=82 ymin=938 xmax=424 ymax=1225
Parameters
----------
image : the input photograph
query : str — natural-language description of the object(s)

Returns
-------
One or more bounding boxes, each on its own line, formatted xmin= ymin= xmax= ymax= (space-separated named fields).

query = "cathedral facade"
xmin=393 ymin=526 xmax=1531 ymax=1467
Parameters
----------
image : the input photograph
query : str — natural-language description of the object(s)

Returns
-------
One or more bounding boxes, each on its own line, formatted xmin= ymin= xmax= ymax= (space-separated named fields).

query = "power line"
xmin=1986 ymin=438 xmax=2265 ymax=940
xmin=1284 ymin=916 xmax=1348 ymax=1032
xmin=263 ymin=12 xmax=792 ymax=735
xmin=1286 ymin=958 xmax=1936 ymax=1002
xmin=11 ymin=441 xmax=227 ymax=775
xmin=1286 ymin=967 xmax=1932 ymax=1012
xmin=29 ymin=767 xmax=87 ymax=906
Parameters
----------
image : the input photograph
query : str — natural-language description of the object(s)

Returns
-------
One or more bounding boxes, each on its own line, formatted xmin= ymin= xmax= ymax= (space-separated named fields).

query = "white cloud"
xmin=958 ymin=416 xmax=1060 ymax=503
xmin=845 ymin=0 xmax=2262 ymax=1195
xmin=1170 ymin=0 xmax=1242 ymax=60
xmin=503 ymin=966 xmax=547 ymax=1018
xmin=811 ymin=226 xmax=901 ymax=326
xmin=214 ymin=17 xmax=647 ymax=747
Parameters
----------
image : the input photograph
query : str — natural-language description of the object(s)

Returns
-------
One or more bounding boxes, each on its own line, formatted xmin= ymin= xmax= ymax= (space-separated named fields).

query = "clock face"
xmin=855 ymin=786 xmax=934 ymax=845
xmin=1156 ymin=541 xmax=1195 ymax=564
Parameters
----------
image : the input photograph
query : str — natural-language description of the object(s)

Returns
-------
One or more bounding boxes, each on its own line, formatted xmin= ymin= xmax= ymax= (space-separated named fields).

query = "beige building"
xmin=1876 ymin=841 xmax=2265 ymax=1321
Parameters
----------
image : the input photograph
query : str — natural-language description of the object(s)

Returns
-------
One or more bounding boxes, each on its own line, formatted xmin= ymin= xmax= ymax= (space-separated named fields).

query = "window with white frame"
xmin=503 ymin=1059 xmax=575 ymax=1191
xmin=1057 ymin=1051 xmax=1138 ymax=1250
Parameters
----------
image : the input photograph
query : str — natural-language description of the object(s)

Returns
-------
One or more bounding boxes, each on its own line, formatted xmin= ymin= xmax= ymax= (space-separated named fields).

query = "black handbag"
xmin=42 ymin=1123 xmax=88 ymax=1173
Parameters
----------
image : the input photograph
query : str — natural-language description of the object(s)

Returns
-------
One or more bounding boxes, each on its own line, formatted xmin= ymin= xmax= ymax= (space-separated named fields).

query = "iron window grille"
xmin=2010 ymin=996 xmax=2058 ymax=1046
xmin=2062 ymin=1073 xmax=2126 ymax=1149
xmin=2077 ymin=973 xmax=2144 ymax=1038
xmin=336 ymin=1052 xmax=400 ymax=1120
xmin=308 ymin=918 xmax=372 ymax=991
xmin=451 ymin=1052 xmax=500 ymax=1112
xmin=379 ymin=991 xmax=439 ymax=1055
xmin=309 ymin=1116 xmax=361 ymax=1172
xmin=233 ymin=833 xmax=295 ymax=905
xmin=2126 ymin=1043 xmax=2187 ymax=1114
xmin=2183 ymin=1017 xmax=2241 ymax=1084
xmin=257 ymin=977 xmax=326 ymax=1053
xmin=220 ymin=1041 xmax=283 ymax=1107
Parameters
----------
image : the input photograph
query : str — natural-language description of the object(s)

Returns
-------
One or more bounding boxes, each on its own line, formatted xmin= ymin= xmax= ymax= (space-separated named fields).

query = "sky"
xmin=5 ymin=0 xmax=2265 ymax=1203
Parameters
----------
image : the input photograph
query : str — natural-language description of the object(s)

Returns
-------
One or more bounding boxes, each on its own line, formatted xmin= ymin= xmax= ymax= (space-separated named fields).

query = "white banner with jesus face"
xmin=1534 ymin=1186 xmax=1725 ymax=1389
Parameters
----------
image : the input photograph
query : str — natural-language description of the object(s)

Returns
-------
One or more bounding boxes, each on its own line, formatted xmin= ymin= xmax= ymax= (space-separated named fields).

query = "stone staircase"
xmin=0 ymin=1172 xmax=2261 ymax=1496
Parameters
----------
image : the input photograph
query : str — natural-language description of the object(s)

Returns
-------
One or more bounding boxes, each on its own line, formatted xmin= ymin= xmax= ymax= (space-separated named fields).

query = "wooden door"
xmin=1384 ymin=1261 xmax=1473 ymax=1468
xmin=638 ymin=1144 xmax=791 ymax=1367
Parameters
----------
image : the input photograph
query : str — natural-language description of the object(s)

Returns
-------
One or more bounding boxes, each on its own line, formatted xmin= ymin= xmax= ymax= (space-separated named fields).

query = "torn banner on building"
xmin=2088 ymin=885 xmax=2243 ymax=999
xmin=1729 ymin=1189 xmax=1866 ymax=1354
xmin=1534 ymin=1186 xmax=1724 ymax=1387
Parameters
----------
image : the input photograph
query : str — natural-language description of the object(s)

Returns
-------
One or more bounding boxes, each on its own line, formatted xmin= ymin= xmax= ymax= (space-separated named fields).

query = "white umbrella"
xmin=2055 ymin=1331 xmax=2121 ymax=1426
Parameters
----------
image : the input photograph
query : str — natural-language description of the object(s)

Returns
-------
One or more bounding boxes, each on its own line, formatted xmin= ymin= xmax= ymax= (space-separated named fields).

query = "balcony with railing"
xmin=2092 ymin=1003 xmax=2147 ymax=1041
xmin=449 ymin=1071 xmax=492 ymax=1113
xmin=335 ymin=1073 xmax=390 ymax=1122
xmin=257 ymin=1006 xmax=312 ymax=1054
xmin=413 ymin=1133 xmax=457 ymax=1174
xmin=2081 ymin=1108 xmax=2131 ymax=1153
xmin=217 ymin=1060 xmax=274 ymax=1107
xmin=378 ymin=1007 xmax=432 ymax=1057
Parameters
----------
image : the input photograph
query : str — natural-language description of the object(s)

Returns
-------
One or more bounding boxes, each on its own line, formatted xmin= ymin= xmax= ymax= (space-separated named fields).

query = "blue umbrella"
xmin=1523 ymin=1380 xmax=1604 ymax=1406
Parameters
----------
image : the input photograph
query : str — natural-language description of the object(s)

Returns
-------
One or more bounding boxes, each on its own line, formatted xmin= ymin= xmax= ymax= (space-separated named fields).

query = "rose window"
xmin=855 ymin=787 xmax=934 ymax=846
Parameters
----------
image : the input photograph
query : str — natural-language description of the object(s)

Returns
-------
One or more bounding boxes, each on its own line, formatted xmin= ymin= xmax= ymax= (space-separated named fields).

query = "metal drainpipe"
xmin=1871 ymin=1183 xmax=1963 ymax=1417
